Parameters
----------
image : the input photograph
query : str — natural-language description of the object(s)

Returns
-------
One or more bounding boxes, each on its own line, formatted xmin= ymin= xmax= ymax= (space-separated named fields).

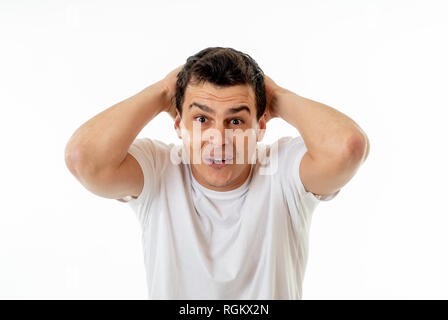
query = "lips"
xmin=205 ymin=157 xmax=234 ymax=165
xmin=206 ymin=160 xmax=231 ymax=168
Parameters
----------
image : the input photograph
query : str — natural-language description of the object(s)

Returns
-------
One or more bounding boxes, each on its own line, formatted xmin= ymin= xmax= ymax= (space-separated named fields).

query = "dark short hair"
xmin=175 ymin=47 xmax=266 ymax=120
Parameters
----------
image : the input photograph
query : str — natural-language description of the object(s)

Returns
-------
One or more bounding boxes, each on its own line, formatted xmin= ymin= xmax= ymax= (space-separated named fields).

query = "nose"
xmin=204 ymin=123 xmax=233 ymax=146
xmin=201 ymin=123 xmax=234 ymax=159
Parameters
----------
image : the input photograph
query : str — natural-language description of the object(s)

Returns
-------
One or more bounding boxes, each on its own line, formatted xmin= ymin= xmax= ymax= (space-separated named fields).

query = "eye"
xmin=195 ymin=116 xmax=207 ymax=123
xmin=230 ymin=118 xmax=244 ymax=125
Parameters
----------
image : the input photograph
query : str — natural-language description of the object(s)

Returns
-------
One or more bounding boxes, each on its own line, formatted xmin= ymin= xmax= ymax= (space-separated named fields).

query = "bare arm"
xmin=64 ymin=66 xmax=181 ymax=200
xmin=264 ymin=75 xmax=369 ymax=197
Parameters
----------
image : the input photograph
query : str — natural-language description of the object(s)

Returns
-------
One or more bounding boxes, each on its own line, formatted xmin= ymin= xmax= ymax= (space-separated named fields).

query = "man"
xmin=65 ymin=47 xmax=369 ymax=299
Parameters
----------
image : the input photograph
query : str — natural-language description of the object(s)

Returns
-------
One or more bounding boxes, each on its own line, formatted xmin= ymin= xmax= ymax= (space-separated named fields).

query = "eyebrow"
xmin=189 ymin=102 xmax=251 ymax=116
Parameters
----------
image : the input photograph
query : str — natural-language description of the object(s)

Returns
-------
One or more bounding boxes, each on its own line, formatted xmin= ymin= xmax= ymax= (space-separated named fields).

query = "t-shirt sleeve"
xmin=118 ymin=138 xmax=168 ymax=227
xmin=276 ymin=136 xmax=340 ymax=225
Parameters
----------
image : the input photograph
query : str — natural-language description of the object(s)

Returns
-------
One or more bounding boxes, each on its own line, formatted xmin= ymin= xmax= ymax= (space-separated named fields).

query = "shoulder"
xmin=261 ymin=135 xmax=307 ymax=164
xmin=127 ymin=138 xmax=182 ymax=188
xmin=130 ymin=137 xmax=175 ymax=153
xmin=129 ymin=138 xmax=180 ymax=163
xmin=277 ymin=135 xmax=305 ymax=149
xmin=252 ymin=136 xmax=306 ymax=177
xmin=262 ymin=136 xmax=306 ymax=154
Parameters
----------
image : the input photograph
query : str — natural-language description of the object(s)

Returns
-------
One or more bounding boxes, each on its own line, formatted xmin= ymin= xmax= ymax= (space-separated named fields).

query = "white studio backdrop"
xmin=0 ymin=0 xmax=447 ymax=299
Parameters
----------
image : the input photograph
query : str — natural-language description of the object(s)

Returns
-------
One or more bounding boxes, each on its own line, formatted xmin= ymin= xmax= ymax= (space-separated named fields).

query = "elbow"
xmin=340 ymin=131 xmax=369 ymax=164
xmin=65 ymin=143 xmax=84 ymax=177
xmin=64 ymin=142 xmax=98 ymax=179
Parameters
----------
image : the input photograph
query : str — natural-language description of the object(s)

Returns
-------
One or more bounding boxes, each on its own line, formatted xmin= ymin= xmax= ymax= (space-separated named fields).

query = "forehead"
xmin=184 ymin=81 xmax=256 ymax=112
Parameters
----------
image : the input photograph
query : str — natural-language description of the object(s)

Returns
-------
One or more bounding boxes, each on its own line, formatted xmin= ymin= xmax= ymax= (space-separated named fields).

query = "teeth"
xmin=210 ymin=158 xmax=232 ymax=164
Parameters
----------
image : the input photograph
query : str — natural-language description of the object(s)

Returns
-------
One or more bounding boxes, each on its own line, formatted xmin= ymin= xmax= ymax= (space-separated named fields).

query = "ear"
xmin=174 ymin=110 xmax=182 ymax=139
xmin=256 ymin=113 xmax=267 ymax=142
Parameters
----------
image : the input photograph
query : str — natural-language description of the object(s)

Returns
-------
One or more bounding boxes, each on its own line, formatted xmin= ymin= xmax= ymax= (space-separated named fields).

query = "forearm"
xmin=274 ymin=87 xmax=368 ymax=161
xmin=65 ymin=81 xmax=167 ymax=175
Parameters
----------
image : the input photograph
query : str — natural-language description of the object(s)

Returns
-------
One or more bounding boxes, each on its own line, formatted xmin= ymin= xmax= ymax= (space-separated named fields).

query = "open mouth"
xmin=205 ymin=157 xmax=234 ymax=165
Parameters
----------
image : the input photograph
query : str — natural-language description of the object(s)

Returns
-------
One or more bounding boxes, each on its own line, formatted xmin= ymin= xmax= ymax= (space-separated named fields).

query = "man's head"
xmin=173 ymin=47 xmax=267 ymax=191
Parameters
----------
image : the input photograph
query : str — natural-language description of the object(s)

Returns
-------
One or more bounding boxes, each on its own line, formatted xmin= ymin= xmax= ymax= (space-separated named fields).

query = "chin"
xmin=196 ymin=164 xmax=235 ymax=186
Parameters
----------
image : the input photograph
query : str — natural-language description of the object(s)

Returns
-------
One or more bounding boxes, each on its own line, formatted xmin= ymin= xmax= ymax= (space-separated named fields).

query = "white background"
xmin=1 ymin=0 xmax=447 ymax=299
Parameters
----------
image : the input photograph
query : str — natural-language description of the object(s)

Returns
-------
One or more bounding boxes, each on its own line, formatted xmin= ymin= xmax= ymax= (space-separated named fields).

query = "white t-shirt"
xmin=122 ymin=135 xmax=339 ymax=299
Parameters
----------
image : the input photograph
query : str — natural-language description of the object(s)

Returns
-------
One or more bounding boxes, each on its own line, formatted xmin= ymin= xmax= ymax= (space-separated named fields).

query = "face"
xmin=174 ymin=81 xmax=266 ymax=191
